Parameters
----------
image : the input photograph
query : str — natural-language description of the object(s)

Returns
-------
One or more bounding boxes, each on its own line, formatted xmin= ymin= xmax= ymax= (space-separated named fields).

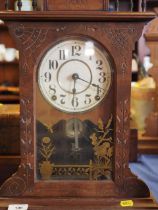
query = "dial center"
xmin=72 ymin=73 xmax=79 ymax=81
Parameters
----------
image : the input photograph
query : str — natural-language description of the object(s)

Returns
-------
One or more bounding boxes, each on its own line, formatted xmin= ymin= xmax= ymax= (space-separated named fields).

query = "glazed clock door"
xmin=36 ymin=36 xmax=114 ymax=181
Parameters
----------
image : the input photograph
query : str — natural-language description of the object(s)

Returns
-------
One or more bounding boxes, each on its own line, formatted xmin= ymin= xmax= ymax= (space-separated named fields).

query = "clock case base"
xmin=0 ymin=11 xmax=155 ymax=202
xmin=0 ymin=197 xmax=157 ymax=210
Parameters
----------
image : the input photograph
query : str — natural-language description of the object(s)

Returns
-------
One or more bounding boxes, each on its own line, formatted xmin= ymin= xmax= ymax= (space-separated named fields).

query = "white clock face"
xmin=38 ymin=38 xmax=112 ymax=113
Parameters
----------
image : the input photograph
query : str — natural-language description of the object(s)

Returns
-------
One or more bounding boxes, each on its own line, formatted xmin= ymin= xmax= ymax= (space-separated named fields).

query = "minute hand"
xmin=76 ymin=75 xmax=105 ymax=91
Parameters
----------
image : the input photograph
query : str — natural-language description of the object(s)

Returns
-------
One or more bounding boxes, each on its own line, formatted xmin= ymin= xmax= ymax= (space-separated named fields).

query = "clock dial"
xmin=38 ymin=38 xmax=112 ymax=113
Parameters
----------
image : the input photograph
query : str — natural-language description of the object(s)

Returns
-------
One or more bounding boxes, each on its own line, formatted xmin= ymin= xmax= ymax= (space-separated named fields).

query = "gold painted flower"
xmin=42 ymin=137 xmax=51 ymax=144
xmin=90 ymin=133 xmax=97 ymax=145
xmin=98 ymin=118 xmax=104 ymax=130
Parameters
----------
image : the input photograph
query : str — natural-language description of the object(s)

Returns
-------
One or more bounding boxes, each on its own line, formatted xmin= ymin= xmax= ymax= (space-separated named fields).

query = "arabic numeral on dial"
xmin=72 ymin=45 xmax=81 ymax=56
xmin=60 ymin=95 xmax=66 ymax=104
xmin=59 ymin=50 xmax=66 ymax=60
xmin=44 ymin=72 xmax=51 ymax=82
xmin=49 ymin=60 xmax=59 ymax=70
xmin=49 ymin=85 xmax=57 ymax=101
xmin=72 ymin=97 xmax=79 ymax=107
xmin=99 ymin=72 xmax=106 ymax=83
xmin=49 ymin=85 xmax=56 ymax=95
xmin=96 ymin=60 xmax=103 ymax=70
xmin=84 ymin=94 xmax=91 ymax=105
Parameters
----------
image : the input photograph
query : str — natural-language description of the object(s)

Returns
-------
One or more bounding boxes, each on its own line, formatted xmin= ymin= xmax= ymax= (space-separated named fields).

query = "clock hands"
xmin=72 ymin=73 xmax=104 ymax=91
xmin=72 ymin=73 xmax=104 ymax=100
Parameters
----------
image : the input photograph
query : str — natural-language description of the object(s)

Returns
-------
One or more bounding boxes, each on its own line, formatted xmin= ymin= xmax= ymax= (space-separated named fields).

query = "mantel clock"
xmin=0 ymin=1 xmax=155 ymax=209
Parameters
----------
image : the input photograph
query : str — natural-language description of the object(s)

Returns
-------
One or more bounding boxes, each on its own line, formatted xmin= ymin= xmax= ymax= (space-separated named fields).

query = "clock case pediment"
xmin=0 ymin=12 xmax=155 ymax=202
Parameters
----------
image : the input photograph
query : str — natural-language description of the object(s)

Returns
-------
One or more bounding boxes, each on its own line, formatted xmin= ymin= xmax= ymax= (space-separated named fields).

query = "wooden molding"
xmin=0 ymin=197 xmax=158 ymax=209
xmin=0 ymin=11 xmax=155 ymax=22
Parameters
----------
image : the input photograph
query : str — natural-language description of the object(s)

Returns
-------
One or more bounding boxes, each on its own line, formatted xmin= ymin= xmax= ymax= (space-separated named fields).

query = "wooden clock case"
xmin=0 ymin=2 xmax=156 ymax=209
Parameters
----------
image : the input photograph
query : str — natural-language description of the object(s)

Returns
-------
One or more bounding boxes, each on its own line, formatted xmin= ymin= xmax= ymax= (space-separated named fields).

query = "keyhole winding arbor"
xmin=0 ymin=6 xmax=155 ymax=210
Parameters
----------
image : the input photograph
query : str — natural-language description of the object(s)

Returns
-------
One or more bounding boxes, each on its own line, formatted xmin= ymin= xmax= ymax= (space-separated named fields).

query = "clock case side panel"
xmin=0 ymin=21 xmax=38 ymax=197
xmin=0 ymin=21 xmax=149 ymax=199
xmin=110 ymin=22 xmax=149 ymax=197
